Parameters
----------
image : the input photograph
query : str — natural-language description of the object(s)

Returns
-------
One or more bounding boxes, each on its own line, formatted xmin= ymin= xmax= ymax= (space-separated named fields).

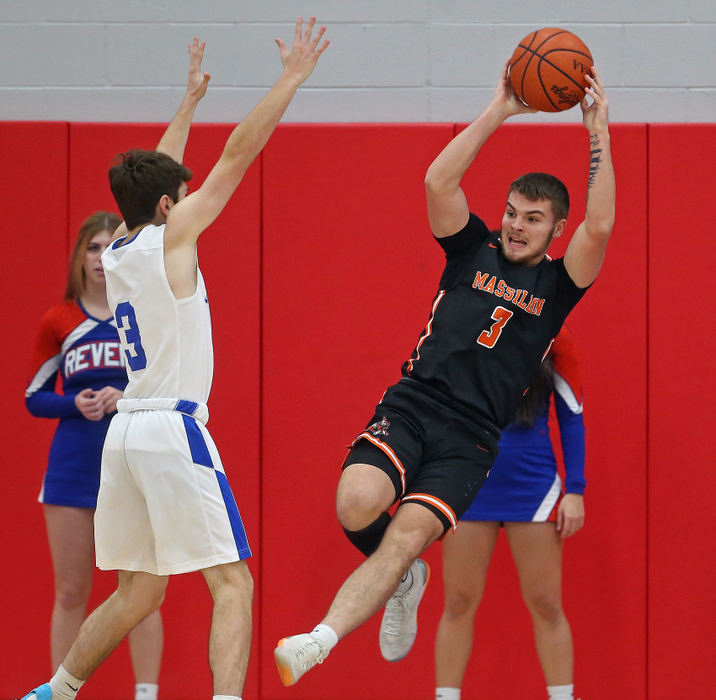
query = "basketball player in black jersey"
xmin=274 ymin=62 xmax=614 ymax=686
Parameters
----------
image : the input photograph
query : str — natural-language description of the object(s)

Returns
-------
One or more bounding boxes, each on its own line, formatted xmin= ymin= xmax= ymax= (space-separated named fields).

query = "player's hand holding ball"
xmin=493 ymin=58 xmax=538 ymax=118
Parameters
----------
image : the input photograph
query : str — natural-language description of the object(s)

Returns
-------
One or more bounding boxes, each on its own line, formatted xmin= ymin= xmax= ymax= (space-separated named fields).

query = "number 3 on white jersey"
xmin=477 ymin=306 xmax=513 ymax=349
xmin=115 ymin=301 xmax=148 ymax=371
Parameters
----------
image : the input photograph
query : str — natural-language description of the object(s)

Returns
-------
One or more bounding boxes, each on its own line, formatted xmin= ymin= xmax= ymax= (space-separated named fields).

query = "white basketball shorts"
xmin=95 ymin=399 xmax=251 ymax=575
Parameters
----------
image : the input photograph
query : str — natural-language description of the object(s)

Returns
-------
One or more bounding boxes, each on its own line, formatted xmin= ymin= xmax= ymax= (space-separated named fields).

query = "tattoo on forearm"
xmin=588 ymin=134 xmax=602 ymax=191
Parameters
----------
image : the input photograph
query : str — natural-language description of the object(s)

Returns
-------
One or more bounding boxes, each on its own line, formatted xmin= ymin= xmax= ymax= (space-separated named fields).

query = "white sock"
xmin=135 ymin=683 xmax=159 ymax=700
xmin=213 ymin=696 xmax=240 ymax=700
xmin=49 ymin=665 xmax=85 ymax=699
xmin=547 ymin=684 xmax=574 ymax=699
xmin=436 ymin=688 xmax=461 ymax=699
xmin=396 ymin=566 xmax=414 ymax=593
xmin=311 ymin=623 xmax=338 ymax=651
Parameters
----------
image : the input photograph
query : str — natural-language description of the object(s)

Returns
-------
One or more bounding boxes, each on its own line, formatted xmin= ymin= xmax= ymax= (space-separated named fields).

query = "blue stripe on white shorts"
xmin=181 ymin=413 xmax=252 ymax=559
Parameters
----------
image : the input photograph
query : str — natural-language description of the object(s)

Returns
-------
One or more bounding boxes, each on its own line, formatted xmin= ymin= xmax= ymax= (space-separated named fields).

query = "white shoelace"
xmin=383 ymin=594 xmax=411 ymax=635
xmin=295 ymin=638 xmax=328 ymax=670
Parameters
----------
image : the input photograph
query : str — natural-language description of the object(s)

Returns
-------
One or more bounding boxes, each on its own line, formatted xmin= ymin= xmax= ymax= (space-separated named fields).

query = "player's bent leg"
xmin=505 ymin=522 xmax=574 ymax=686
xmin=202 ymin=560 xmax=253 ymax=697
xmin=332 ymin=502 xmax=441 ymax=637
xmin=435 ymin=522 xmax=499 ymax=689
xmin=275 ymin=504 xmax=442 ymax=685
xmin=338 ymin=462 xmax=397 ymax=557
xmin=21 ymin=574 xmax=168 ymax=700
xmin=63 ymin=571 xmax=168 ymax=682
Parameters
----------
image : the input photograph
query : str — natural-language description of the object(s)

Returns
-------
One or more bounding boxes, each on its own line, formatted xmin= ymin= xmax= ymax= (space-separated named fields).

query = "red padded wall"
xmin=0 ymin=123 xmax=70 ymax=698
xmin=261 ymin=124 xmax=455 ymax=699
xmin=5 ymin=119 xmax=711 ymax=699
xmin=647 ymin=124 xmax=716 ymax=698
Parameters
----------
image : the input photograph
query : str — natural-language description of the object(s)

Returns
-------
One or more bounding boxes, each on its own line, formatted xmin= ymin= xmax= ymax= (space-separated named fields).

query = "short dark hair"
xmin=108 ymin=149 xmax=192 ymax=229
xmin=509 ymin=172 xmax=569 ymax=222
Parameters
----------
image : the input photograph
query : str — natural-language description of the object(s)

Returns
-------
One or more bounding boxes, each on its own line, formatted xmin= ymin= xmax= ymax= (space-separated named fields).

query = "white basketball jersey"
xmin=102 ymin=224 xmax=213 ymax=403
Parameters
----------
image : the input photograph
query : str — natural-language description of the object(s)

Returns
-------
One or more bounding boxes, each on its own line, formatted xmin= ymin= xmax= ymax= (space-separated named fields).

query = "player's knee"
xmin=236 ymin=564 xmax=254 ymax=601
xmin=205 ymin=560 xmax=253 ymax=606
xmin=337 ymin=464 xmax=396 ymax=529
xmin=144 ymin=587 xmax=166 ymax=614
xmin=122 ymin=586 xmax=166 ymax=621
xmin=136 ymin=580 xmax=167 ymax=615
xmin=336 ymin=488 xmax=382 ymax=530
xmin=342 ymin=511 xmax=391 ymax=557
xmin=118 ymin=575 xmax=167 ymax=617
xmin=220 ymin=570 xmax=254 ymax=608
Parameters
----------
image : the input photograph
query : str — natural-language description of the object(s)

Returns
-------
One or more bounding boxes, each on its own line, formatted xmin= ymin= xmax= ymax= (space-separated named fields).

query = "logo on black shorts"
xmin=367 ymin=417 xmax=390 ymax=437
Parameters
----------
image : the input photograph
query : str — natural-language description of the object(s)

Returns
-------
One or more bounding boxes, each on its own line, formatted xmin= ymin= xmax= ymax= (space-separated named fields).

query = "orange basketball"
xmin=509 ymin=28 xmax=593 ymax=112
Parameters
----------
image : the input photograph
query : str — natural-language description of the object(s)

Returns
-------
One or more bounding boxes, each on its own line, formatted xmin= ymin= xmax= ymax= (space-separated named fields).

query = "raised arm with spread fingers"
xmin=112 ymin=38 xmax=210 ymax=240
xmin=157 ymin=37 xmax=211 ymax=162
xmin=164 ymin=16 xmax=329 ymax=246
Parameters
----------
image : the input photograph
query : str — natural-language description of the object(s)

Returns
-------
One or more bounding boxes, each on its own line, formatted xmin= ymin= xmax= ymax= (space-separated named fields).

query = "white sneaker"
xmin=274 ymin=633 xmax=329 ymax=686
xmin=379 ymin=558 xmax=430 ymax=661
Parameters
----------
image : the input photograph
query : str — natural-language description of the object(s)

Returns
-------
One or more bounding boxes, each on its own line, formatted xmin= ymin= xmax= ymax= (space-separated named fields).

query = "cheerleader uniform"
xmin=25 ymin=300 xmax=127 ymax=508
xmin=461 ymin=326 xmax=585 ymax=522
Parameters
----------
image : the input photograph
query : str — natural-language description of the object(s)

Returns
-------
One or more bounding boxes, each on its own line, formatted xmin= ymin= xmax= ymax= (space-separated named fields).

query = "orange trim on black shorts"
xmin=401 ymin=492 xmax=458 ymax=531
xmin=353 ymin=433 xmax=407 ymax=495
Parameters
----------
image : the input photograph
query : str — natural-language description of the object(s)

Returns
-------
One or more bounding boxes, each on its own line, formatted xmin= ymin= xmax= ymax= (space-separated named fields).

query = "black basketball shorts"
xmin=343 ymin=381 xmax=500 ymax=533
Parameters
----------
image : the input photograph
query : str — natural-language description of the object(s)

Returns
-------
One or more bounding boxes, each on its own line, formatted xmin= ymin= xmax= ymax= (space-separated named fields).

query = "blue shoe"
xmin=20 ymin=684 xmax=52 ymax=700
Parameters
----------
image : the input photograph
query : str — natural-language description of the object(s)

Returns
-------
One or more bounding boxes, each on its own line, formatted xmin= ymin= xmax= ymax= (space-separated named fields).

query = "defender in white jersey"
xmin=20 ymin=18 xmax=329 ymax=700
xmin=97 ymin=224 xmax=245 ymax=576
xmin=102 ymin=224 xmax=213 ymax=404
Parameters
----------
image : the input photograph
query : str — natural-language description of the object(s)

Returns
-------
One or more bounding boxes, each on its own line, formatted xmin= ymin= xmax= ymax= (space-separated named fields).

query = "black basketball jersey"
xmin=401 ymin=213 xmax=587 ymax=431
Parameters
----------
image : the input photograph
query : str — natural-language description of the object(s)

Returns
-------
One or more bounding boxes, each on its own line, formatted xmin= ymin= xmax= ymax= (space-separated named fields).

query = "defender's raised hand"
xmin=275 ymin=16 xmax=329 ymax=84
xmin=156 ymin=37 xmax=210 ymax=161
xmin=186 ymin=36 xmax=211 ymax=102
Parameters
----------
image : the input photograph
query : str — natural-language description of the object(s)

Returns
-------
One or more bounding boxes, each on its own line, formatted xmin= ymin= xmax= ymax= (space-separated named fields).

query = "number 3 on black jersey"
xmin=115 ymin=301 xmax=148 ymax=370
xmin=477 ymin=306 xmax=513 ymax=349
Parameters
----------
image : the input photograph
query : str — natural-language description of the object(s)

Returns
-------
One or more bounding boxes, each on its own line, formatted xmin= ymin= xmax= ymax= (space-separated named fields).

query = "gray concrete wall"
xmin=1 ymin=1 xmax=714 ymax=123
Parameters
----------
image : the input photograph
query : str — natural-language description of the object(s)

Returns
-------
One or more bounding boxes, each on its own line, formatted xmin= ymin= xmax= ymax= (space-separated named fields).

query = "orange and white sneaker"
xmin=274 ymin=633 xmax=329 ymax=686
xmin=379 ymin=558 xmax=430 ymax=661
